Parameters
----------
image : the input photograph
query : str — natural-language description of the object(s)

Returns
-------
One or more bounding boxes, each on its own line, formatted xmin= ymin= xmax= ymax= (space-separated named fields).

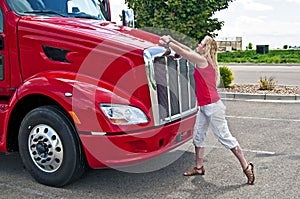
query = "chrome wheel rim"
xmin=28 ymin=124 xmax=63 ymax=173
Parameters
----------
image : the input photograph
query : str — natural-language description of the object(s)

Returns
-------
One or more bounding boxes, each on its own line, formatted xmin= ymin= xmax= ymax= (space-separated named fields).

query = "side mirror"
xmin=72 ymin=7 xmax=80 ymax=13
xmin=0 ymin=36 xmax=3 ymax=50
xmin=67 ymin=1 xmax=79 ymax=13
xmin=99 ymin=0 xmax=111 ymax=21
xmin=122 ymin=9 xmax=134 ymax=28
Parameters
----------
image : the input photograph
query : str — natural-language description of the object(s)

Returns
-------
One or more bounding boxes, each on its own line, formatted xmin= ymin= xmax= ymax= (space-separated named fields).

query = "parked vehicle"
xmin=0 ymin=0 xmax=197 ymax=187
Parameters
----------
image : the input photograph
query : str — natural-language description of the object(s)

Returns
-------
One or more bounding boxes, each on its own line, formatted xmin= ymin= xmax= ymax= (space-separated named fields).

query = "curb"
xmin=223 ymin=63 xmax=300 ymax=67
xmin=219 ymin=92 xmax=300 ymax=101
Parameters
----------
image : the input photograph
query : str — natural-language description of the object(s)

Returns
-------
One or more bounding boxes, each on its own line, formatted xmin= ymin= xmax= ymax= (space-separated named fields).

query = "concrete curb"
xmin=219 ymin=92 xmax=300 ymax=101
xmin=223 ymin=63 xmax=300 ymax=67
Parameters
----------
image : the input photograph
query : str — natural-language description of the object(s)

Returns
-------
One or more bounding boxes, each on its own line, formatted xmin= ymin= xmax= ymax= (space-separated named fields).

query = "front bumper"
xmin=80 ymin=114 xmax=196 ymax=168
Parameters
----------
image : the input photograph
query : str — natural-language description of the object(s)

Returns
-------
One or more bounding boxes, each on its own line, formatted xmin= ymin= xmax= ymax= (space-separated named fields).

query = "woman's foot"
xmin=183 ymin=166 xmax=205 ymax=176
xmin=244 ymin=162 xmax=255 ymax=185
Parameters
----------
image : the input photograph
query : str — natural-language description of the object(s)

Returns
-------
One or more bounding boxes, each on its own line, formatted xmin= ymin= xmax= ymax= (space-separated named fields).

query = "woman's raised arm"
xmin=160 ymin=35 xmax=208 ymax=68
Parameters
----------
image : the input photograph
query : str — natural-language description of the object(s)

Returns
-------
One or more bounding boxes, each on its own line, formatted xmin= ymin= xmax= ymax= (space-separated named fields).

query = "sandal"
xmin=183 ymin=166 xmax=205 ymax=176
xmin=244 ymin=162 xmax=255 ymax=185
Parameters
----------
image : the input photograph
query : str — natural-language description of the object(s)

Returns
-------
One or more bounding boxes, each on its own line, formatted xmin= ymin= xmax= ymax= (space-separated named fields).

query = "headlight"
xmin=100 ymin=104 xmax=148 ymax=125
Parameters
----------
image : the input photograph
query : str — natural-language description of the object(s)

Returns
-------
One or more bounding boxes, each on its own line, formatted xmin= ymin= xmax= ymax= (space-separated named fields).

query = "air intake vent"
xmin=42 ymin=45 xmax=71 ymax=63
xmin=154 ymin=56 xmax=196 ymax=122
xmin=0 ymin=55 xmax=3 ymax=80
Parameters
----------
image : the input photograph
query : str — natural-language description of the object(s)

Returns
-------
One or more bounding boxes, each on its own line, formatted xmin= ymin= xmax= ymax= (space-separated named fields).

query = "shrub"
xmin=258 ymin=76 xmax=277 ymax=90
xmin=218 ymin=49 xmax=300 ymax=64
xmin=248 ymin=42 xmax=253 ymax=50
xmin=219 ymin=65 xmax=234 ymax=88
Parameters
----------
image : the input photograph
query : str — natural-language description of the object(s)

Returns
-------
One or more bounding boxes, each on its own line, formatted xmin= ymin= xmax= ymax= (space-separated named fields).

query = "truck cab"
xmin=0 ymin=0 xmax=197 ymax=187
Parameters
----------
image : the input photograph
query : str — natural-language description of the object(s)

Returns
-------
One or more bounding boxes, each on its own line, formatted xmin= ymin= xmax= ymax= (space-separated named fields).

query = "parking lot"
xmin=0 ymin=99 xmax=299 ymax=199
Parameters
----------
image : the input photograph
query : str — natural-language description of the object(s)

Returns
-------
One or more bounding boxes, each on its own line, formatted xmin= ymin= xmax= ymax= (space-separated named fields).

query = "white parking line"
xmin=205 ymin=145 xmax=276 ymax=155
xmin=226 ymin=115 xmax=300 ymax=122
xmin=243 ymin=149 xmax=276 ymax=155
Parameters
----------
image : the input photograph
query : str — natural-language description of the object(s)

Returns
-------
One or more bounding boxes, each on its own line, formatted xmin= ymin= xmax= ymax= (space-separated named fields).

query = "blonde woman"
xmin=160 ymin=35 xmax=255 ymax=185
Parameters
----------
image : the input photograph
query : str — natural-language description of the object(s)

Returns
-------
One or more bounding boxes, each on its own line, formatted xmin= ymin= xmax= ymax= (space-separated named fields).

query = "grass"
xmin=217 ymin=49 xmax=300 ymax=64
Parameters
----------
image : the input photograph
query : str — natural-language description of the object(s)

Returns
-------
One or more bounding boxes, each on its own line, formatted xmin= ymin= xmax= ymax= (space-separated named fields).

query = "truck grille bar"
xmin=144 ymin=47 xmax=197 ymax=126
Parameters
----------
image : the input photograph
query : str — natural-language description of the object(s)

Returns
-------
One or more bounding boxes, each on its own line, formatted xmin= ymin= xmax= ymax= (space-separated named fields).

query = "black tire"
xmin=18 ymin=105 xmax=86 ymax=187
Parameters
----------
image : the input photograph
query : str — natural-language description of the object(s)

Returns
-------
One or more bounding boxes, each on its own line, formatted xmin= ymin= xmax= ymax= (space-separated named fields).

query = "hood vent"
xmin=42 ymin=45 xmax=71 ymax=63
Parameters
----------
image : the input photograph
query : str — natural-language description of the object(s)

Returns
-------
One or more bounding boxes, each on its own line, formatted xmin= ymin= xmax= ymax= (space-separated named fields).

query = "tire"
xmin=18 ymin=105 xmax=86 ymax=187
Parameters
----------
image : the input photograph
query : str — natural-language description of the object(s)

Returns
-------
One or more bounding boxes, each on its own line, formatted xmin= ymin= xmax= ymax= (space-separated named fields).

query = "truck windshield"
xmin=7 ymin=0 xmax=106 ymax=20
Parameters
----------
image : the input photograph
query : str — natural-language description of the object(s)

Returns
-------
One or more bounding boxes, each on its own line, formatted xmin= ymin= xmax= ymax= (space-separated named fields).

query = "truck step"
xmin=0 ymin=101 xmax=9 ymax=111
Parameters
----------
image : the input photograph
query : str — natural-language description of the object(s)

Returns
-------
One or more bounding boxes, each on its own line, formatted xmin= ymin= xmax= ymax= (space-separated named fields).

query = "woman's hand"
xmin=160 ymin=35 xmax=172 ymax=45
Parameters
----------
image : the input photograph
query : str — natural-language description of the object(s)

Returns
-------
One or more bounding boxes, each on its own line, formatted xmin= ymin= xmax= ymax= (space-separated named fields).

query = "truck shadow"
xmin=0 ymin=150 xmax=247 ymax=198
xmin=67 ymin=150 xmax=247 ymax=198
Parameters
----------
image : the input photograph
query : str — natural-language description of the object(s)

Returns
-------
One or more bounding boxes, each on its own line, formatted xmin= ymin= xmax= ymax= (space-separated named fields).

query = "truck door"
xmin=0 ymin=8 xmax=10 ymax=96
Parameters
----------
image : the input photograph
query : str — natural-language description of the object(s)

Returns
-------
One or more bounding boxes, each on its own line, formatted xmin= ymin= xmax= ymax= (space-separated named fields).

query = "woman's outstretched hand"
xmin=159 ymin=35 xmax=172 ymax=46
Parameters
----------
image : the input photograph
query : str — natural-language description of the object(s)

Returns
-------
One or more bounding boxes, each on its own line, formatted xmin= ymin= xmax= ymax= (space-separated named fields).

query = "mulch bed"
xmin=218 ymin=84 xmax=300 ymax=95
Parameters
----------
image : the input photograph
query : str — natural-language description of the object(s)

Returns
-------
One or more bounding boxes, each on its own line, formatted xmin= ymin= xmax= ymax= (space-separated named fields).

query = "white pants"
xmin=193 ymin=100 xmax=239 ymax=149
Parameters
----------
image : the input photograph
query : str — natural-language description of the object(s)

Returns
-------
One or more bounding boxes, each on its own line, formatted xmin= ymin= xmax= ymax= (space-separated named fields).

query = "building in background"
xmin=216 ymin=37 xmax=242 ymax=51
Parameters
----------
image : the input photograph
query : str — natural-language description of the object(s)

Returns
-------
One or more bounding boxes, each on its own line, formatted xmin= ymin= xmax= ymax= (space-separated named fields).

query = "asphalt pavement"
xmin=225 ymin=64 xmax=300 ymax=86
xmin=0 ymin=64 xmax=299 ymax=198
xmin=0 ymin=100 xmax=299 ymax=198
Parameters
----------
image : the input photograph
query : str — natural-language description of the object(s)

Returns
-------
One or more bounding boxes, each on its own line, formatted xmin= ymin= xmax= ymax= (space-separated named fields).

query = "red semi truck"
xmin=0 ymin=0 xmax=197 ymax=186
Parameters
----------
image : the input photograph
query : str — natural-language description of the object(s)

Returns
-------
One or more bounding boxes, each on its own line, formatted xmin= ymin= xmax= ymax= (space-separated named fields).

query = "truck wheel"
xmin=18 ymin=105 xmax=86 ymax=187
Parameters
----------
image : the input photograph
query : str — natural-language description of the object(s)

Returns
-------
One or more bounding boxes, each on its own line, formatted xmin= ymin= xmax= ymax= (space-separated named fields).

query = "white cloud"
xmin=220 ymin=14 xmax=300 ymax=37
xmin=214 ymin=0 xmax=300 ymax=48
xmin=110 ymin=0 xmax=128 ymax=24
xmin=237 ymin=16 xmax=264 ymax=24
xmin=110 ymin=0 xmax=300 ymax=49
xmin=240 ymin=0 xmax=273 ymax=11
xmin=286 ymin=0 xmax=300 ymax=3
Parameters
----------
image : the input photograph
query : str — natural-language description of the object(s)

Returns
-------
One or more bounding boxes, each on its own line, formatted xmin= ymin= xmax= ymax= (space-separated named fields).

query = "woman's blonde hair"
xmin=202 ymin=36 xmax=220 ymax=85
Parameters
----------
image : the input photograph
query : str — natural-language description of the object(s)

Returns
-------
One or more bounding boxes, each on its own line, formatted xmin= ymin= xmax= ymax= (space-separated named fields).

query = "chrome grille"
xmin=144 ymin=47 xmax=197 ymax=126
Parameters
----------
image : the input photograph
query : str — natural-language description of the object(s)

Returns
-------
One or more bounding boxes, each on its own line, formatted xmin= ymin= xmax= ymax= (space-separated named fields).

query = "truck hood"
xmin=22 ymin=16 xmax=159 ymax=49
xmin=18 ymin=17 xmax=162 ymax=110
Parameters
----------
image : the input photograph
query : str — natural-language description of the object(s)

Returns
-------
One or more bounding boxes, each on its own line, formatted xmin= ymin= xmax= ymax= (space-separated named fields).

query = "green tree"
xmin=125 ymin=0 xmax=234 ymax=45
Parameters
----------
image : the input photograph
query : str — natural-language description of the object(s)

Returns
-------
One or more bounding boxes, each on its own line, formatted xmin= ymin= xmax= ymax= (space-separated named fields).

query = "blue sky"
xmin=111 ymin=0 xmax=300 ymax=49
